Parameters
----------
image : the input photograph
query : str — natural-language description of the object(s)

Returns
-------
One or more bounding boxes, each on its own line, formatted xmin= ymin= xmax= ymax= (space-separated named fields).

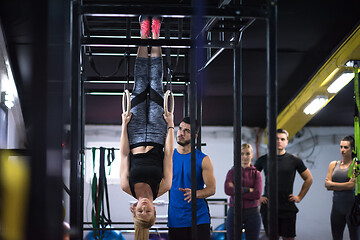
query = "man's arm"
xmin=254 ymin=156 xmax=268 ymax=204
xmin=289 ymin=168 xmax=313 ymax=203
xmin=197 ymin=156 xmax=216 ymax=198
xmin=254 ymin=156 xmax=263 ymax=172
xmin=179 ymin=155 xmax=216 ymax=202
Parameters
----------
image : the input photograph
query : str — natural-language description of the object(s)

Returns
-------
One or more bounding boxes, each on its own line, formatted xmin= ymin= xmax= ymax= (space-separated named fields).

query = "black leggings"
xmin=127 ymin=57 xmax=167 ymax=148
xmin=168 ymin=224 xmax=211 ymax=240
xmin=331 ymin=194 xmax=360 ymax=240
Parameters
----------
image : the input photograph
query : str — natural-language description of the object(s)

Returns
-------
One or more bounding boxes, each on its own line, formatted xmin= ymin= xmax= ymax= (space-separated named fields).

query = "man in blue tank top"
xmin=167 ymin=117 xmax=216 ymax=240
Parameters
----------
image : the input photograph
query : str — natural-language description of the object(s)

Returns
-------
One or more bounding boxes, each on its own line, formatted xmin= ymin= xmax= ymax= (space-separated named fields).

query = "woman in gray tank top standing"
xmin=325 ymin=135 xmax=359 ymax=240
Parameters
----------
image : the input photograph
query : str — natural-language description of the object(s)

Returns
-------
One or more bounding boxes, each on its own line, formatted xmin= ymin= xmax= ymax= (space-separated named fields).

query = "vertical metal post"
xmin=206 ymin=32 xmax=212 ymax=64
xmin=189 ymin=48 xmax=198 ymax=240
xmin=190 ymin=0 xmax=204 ymax=239
xmin=80 ymin=44 xmax=85 ymax=240
xmin=126 ymin=17 xmax=131 ymax=39
xmin=46 ymin=0 xmax=71 ymax=238
xmin=233 ymin=21 xmax=243 ymax=240
xmin=70 ymin=0 xmax=82 ymax=239
xmin=232 ymin=0 xmax=243 ymax=239
xmin=165 ymin=19 xmax=172 ymax=93
xmin=27 ymin=0 xmax=69 ymax=239
xmin=196 ymin=97 xmax=202 ymax=151
xmin=184 ymin=51 xmax=190 ymax=117
xmin=27 ymin=0 xmax=48 ymax=237
xmin=267 ymin=0 xmax=278 ymax=239
xmin=196 ymin=48 xmax=203 ymax=151
xmin=184 ymin=83 xmax=189 ymax=117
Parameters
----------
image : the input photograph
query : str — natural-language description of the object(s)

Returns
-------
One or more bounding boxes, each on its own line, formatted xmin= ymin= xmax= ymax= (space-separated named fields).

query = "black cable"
xmin=301 ymin=128 xmax=316 ymax=160
xmin=88 ymin=48 xmax=125 ymax=78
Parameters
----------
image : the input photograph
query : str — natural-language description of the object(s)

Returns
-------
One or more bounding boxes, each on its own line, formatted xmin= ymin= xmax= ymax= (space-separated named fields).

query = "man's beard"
xmin=177 ymin=139 xmax=191 ymax=146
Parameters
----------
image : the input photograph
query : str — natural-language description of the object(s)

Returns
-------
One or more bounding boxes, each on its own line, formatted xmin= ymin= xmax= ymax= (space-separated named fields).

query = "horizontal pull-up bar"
xmin=82 ymin=37 xmax=238 ymax=49
xmin=84 ymin=75 xmax=189 ymax=84
xmin=81 ymin=4 xmax=269 ymax=19
xmin=82 ymin=37 xmax=191 ymax=48
xmin=85 ymin=90 xmax=185 ymax=97
xmin=84 ymin=52 xmax=186 ymax=57
xmin=84 ymin=80 xmax=188 ymax=85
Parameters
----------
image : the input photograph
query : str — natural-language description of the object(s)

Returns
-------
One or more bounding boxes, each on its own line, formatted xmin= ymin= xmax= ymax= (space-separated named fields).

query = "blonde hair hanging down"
xmin=133 ymin=211 xmax=156 ymax=240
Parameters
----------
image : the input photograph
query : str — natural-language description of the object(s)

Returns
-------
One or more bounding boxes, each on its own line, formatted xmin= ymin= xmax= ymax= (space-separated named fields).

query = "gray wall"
xmin=70 ymin=125 xmax=355 ymax=240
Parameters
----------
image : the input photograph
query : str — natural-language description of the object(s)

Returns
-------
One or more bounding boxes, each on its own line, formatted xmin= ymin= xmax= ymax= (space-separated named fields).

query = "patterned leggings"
xmin=127 ymin=57 xmax=167 ymax=148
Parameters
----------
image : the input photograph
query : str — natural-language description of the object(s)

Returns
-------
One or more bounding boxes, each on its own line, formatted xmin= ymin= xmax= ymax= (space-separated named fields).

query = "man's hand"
xmin=260 ymin=196 xmax=268 ymax=204
xmin=179 ymin=188 xmax=193 ymax=203
xmin=288 ymin=194 xmax=301 ymax=203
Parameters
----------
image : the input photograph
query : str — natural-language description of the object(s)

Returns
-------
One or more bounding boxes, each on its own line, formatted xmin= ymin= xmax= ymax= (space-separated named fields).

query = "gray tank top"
xmin=332 ymin=161 xmax=354 ymax=200
xmin=332 ymin=161 xmax=350 ymax=183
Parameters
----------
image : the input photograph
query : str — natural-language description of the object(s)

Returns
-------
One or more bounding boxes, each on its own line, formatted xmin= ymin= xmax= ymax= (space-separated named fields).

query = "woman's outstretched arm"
xmin=120 ymin=112 xmax=132 ymax=195
xmin=158 ymin=112 xmax=174 ymax=197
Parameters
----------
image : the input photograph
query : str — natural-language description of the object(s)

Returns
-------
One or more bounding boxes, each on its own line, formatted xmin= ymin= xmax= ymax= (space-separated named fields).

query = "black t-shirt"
xmin=254 ymin=152 xmax=307 ymax=217
xmin=129 ymin=146 xmax=164 ymax=200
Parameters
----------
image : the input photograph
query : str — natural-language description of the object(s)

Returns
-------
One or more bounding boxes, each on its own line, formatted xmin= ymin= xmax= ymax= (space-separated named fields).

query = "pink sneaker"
xmin=151 ymin=17 xmax=162 ymax=39
xmin=139 ymin=16 xmax=150 ymax=38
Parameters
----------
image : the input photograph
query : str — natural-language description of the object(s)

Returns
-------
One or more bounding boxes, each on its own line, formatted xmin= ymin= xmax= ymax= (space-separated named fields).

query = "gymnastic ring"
xmin=122 ymin=89 xmax=131 ymax=115
xmin=164 ymin=90 xmax=174 ymax=115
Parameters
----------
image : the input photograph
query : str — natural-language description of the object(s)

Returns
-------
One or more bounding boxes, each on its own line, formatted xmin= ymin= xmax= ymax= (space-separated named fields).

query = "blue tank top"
xmin=168 ymin=149 xmax=210 ymax=228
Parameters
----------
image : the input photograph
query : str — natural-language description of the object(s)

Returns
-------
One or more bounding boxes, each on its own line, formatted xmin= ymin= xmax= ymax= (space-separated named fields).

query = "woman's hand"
xmin=122 ymin=112 xmax=132 ymax=126
xmin=163 ymin=112 xmax=174 ymax=127
xmin=325 ymin=178 xmax=333 ymax=190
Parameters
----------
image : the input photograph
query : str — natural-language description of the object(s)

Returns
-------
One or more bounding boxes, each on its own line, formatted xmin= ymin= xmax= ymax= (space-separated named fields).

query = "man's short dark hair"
xmin=180 ymin=117 xmax=200 ymax=134
xmin=276 ymin=129 xmax=289 ymax=139
xmin=342 ymin=135 xmax=355 ymax=149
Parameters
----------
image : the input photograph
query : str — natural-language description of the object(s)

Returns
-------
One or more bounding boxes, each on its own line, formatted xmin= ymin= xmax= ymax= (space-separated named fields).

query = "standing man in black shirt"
xmin=254 ymin=129 xmax=313 ymax=240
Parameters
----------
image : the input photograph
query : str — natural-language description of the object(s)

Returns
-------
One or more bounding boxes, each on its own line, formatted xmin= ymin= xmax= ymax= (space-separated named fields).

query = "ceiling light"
xmin=327 ymin=71 xmax=354 ymax=93
xmin=303 ymin=96 xmax=328 ymax=115
xmin=320 ymin=68 xmax=339 ymax=87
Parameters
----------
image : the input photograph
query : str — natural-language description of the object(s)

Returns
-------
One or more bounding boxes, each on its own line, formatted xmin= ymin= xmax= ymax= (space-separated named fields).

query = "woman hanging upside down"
xmin=120 ymin=16 xmax=174 ymax=240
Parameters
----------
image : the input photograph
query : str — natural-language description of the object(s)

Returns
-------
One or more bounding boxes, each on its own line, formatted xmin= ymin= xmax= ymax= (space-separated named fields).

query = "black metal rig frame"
xmin=69 ymin=0 xmax=278 ymax=239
